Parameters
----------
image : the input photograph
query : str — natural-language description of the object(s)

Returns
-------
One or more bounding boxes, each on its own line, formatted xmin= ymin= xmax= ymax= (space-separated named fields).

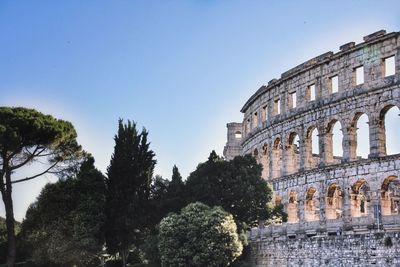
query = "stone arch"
xmin=304 ymin=187 xmax=320 ymax=222
xmin=350 ymin=112 xmax=370 ymax=159
xmin=272 ymin=137 xmax=282 ymax=178
xmin=260 ymin=143 xmax=269 ymax=179
xmin=325 ymin=183 xmax=343 ymax=219
xmin=350 ymin=179 xmax=370 ymax=217
xmin=326 ymin=119 xmax=344 ymax=164
xmin=286 ymin=132 xmax=300 ymax=174
xmin=379 ymin=105 xmax=400 ymax=155
xmin=287 ymin=191 xmax=299 ymax=223
xmin=305 ymin=125 xmax=320 ymax=169
xmin=380 ymin=175 xmax=400 ymax=216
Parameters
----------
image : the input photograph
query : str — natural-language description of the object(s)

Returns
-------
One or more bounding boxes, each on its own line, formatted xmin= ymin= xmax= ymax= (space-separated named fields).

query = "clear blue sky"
xmin=1 ymin=1 xmax=399 ymax=220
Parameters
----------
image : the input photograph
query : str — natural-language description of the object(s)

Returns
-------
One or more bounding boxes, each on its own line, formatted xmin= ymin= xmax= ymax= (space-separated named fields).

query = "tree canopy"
xmin=21 ymin=157 xmax=106 ymax=266
xmin=185 ymin=151 xmax=274 ymax=227
xmin=158 ymin=202 xmax=243 ymax=267
xmin=149 ymin=165 xmax=186 ymax=229
xmin=0 ymin=106 xmax=83 ymax=266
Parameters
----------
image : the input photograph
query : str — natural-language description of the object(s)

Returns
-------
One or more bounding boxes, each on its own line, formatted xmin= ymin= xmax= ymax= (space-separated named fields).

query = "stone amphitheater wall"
xmin=223 ymin=30 xmax=400 ymax=266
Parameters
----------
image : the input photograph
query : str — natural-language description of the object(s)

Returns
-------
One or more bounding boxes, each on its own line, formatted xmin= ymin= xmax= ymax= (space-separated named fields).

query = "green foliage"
xmin=0 ymin=107 xmax=79 ymax=154
xmin=0 ymin=107 xmax=83 ymax=265
xmin=0 ymin=107 xmax=83 ymax=177
xmin=185 ymin=151 xmax=274 ymax=227
xmin=384 ymin=236 xmax=393 ymax=247
xmin=268 ymin=203 xmax=287 ymax=224
xmin=140 ymin=233 xmax=161 ymax=267
xmin=158 ymin=202 xmax=243 ymax=267
xmin=105 ymin=119 xmax=156 ymax=265
xmin=148 ymin=175 xmax=170 ymax=227
xmin=0 ymin=217 xmax=23 ymax=263
xmin=21 ymin=157 xmax=106 ymax=266
xmin=0 ymin=217 xmax=21 ymax=243
xmin=148 ymin=166 xmax=186 ymax=229
xmin=167 ymin=165 xmax=185 ymax=212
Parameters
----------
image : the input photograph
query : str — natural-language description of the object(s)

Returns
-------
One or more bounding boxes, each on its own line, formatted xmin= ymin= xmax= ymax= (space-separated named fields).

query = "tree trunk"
xmin=1 ymin=169 xmax=16 ymax=267
xmin=121 ymin=249 xmax=129 ymax=267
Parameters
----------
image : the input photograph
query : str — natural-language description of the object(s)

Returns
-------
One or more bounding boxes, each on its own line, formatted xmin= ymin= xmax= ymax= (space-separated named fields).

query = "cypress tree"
xmin=167 ymin=165 xmax=185 ymax=212
xmin=105 ymin=119 xmax=156 ymax=266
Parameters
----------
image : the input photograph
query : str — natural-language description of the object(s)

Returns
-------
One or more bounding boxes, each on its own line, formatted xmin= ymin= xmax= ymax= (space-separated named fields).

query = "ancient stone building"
xmin=223 ymin=30 xmax=400 ymax=266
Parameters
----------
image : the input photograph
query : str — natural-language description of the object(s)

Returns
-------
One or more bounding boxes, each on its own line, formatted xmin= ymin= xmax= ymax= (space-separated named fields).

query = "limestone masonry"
xmin=224 ymin=30 xmax=400 ymax=266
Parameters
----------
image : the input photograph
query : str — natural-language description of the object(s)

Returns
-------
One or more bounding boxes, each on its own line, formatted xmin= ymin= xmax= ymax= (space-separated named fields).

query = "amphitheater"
xmin=223 ymin=30 xmax=400 ymax=266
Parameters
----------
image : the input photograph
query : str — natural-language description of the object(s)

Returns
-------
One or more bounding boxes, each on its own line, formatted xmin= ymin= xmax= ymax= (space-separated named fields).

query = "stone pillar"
xmin=261 ymin=154 xmax=269 ymax=180
xmin=282 ymin=144 xmax=290 ymax=176
xmin=319 ymin=188 xmax=327 ymax=226
xmin=319 ymin=130 xmax=333 ymax=166
xmin=342 ymin=186 xmax=352 ymax=227
xmin=369 ymin=190 xmax=381 ymax=228
xmin=299 ymin=138 xmax=307 ymax=172
xmin=315 ymin=75 xmax=321 ymax=100
xmin=251 ymin=112 xmax=257 ymax=131
xmin=342 ymin=126 xmax=357 ymax=162
xmin=281 ymin=91 xmax=288 ymax=115
xmin=268 ymin=142 xmax=274 ymax=179
xmin=298 ymin=199 xmax=305 ymax=224
xmin=369 ymin=116 xmax=386 ymax=158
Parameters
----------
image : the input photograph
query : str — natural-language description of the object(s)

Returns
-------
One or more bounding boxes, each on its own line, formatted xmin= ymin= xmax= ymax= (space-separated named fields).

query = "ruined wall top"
xmin=240 ymin=30 xmax=399 ymax=113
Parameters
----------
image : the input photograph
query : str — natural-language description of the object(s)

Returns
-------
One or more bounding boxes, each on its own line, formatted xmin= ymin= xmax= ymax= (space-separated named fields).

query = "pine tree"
xmin=0 ymin=107 xmax=82 ymax=266
xmin=105 ymin=119 xmax=156 ymax=266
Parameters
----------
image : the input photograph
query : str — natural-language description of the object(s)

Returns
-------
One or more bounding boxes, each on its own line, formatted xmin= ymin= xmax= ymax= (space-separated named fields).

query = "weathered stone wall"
xmin=223 ymin=30 xmax=400 ymax=266
xmin=249 ymin=231 xmax=400 ymax=267
xmin=223 ymin=122 xmax=243 ymax=160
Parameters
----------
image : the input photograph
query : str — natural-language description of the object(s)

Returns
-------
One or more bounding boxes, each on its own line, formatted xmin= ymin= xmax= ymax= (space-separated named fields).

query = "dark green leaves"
xmin=185 ymin=152 xmax=273 ymax=227
xmin=105 ymin=119 xmax=156 ymax=261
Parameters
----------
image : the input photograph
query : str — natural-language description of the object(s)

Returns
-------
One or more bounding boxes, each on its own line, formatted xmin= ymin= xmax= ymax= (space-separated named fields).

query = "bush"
xmin=159 ymin=202 xmax=243 ymax=267
xmin=384 ymin=236 xmax=393 ymax=247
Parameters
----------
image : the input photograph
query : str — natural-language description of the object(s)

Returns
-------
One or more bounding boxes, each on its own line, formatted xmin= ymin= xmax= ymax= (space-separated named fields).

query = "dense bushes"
xmin=158 ymin=202 xmax=243 ymax=267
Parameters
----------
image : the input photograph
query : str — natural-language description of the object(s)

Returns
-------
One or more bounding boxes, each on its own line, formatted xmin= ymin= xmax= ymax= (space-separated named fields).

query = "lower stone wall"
xmin=250 ymin=231 xmax=400 ymax=267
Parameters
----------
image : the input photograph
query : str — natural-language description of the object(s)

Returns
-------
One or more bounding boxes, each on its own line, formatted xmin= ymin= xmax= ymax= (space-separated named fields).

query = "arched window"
xmin=272 ymin=138 xmax=282 ymax=178
xmin=381 ymin=176 xmax=400 ymax=216
xmin=305 ymin=187 xmax=319 ymax=222
xmin=350 ymin=179 xmax=369 ymax=217
xmin=355 ymin=114 xmax=370 ymax=159
xmin=380 ymin=105 xmax=400 ymax=155
xmin=306 ymin=126 xmax=320 ymax=169
xmin=260 ymin=143 xmax=269 ymax=179
xmin=311 ymin=128 xmax=319 ymax=155
xmin=326 ymin=120 xmax=343 ymax=164
xmin=325 ymin=183 xmax=342 ymax=220
xmin=287 ymin=132 xmax=300 ymax=174
xmin=287 ymin=191 xmax=299 ymax=223
xmin=331 ymin=122 xmax=343 ymax=158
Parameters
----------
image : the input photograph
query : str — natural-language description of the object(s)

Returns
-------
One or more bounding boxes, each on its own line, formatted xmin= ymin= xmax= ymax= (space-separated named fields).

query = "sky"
xmin=0 ymin=0 xmax=399 ymax=220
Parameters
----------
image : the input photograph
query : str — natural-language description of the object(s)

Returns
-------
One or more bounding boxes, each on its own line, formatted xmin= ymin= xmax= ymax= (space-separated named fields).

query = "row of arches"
xmin=252 ymin=105 xmax=400 ymax=179
xmin=283 ymin=176 xmax=400 ymax=224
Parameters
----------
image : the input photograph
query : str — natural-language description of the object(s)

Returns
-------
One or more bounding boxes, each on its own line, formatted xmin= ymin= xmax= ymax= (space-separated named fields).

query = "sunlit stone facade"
xmin=224 ymin=30 xmax=400 ymax=266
